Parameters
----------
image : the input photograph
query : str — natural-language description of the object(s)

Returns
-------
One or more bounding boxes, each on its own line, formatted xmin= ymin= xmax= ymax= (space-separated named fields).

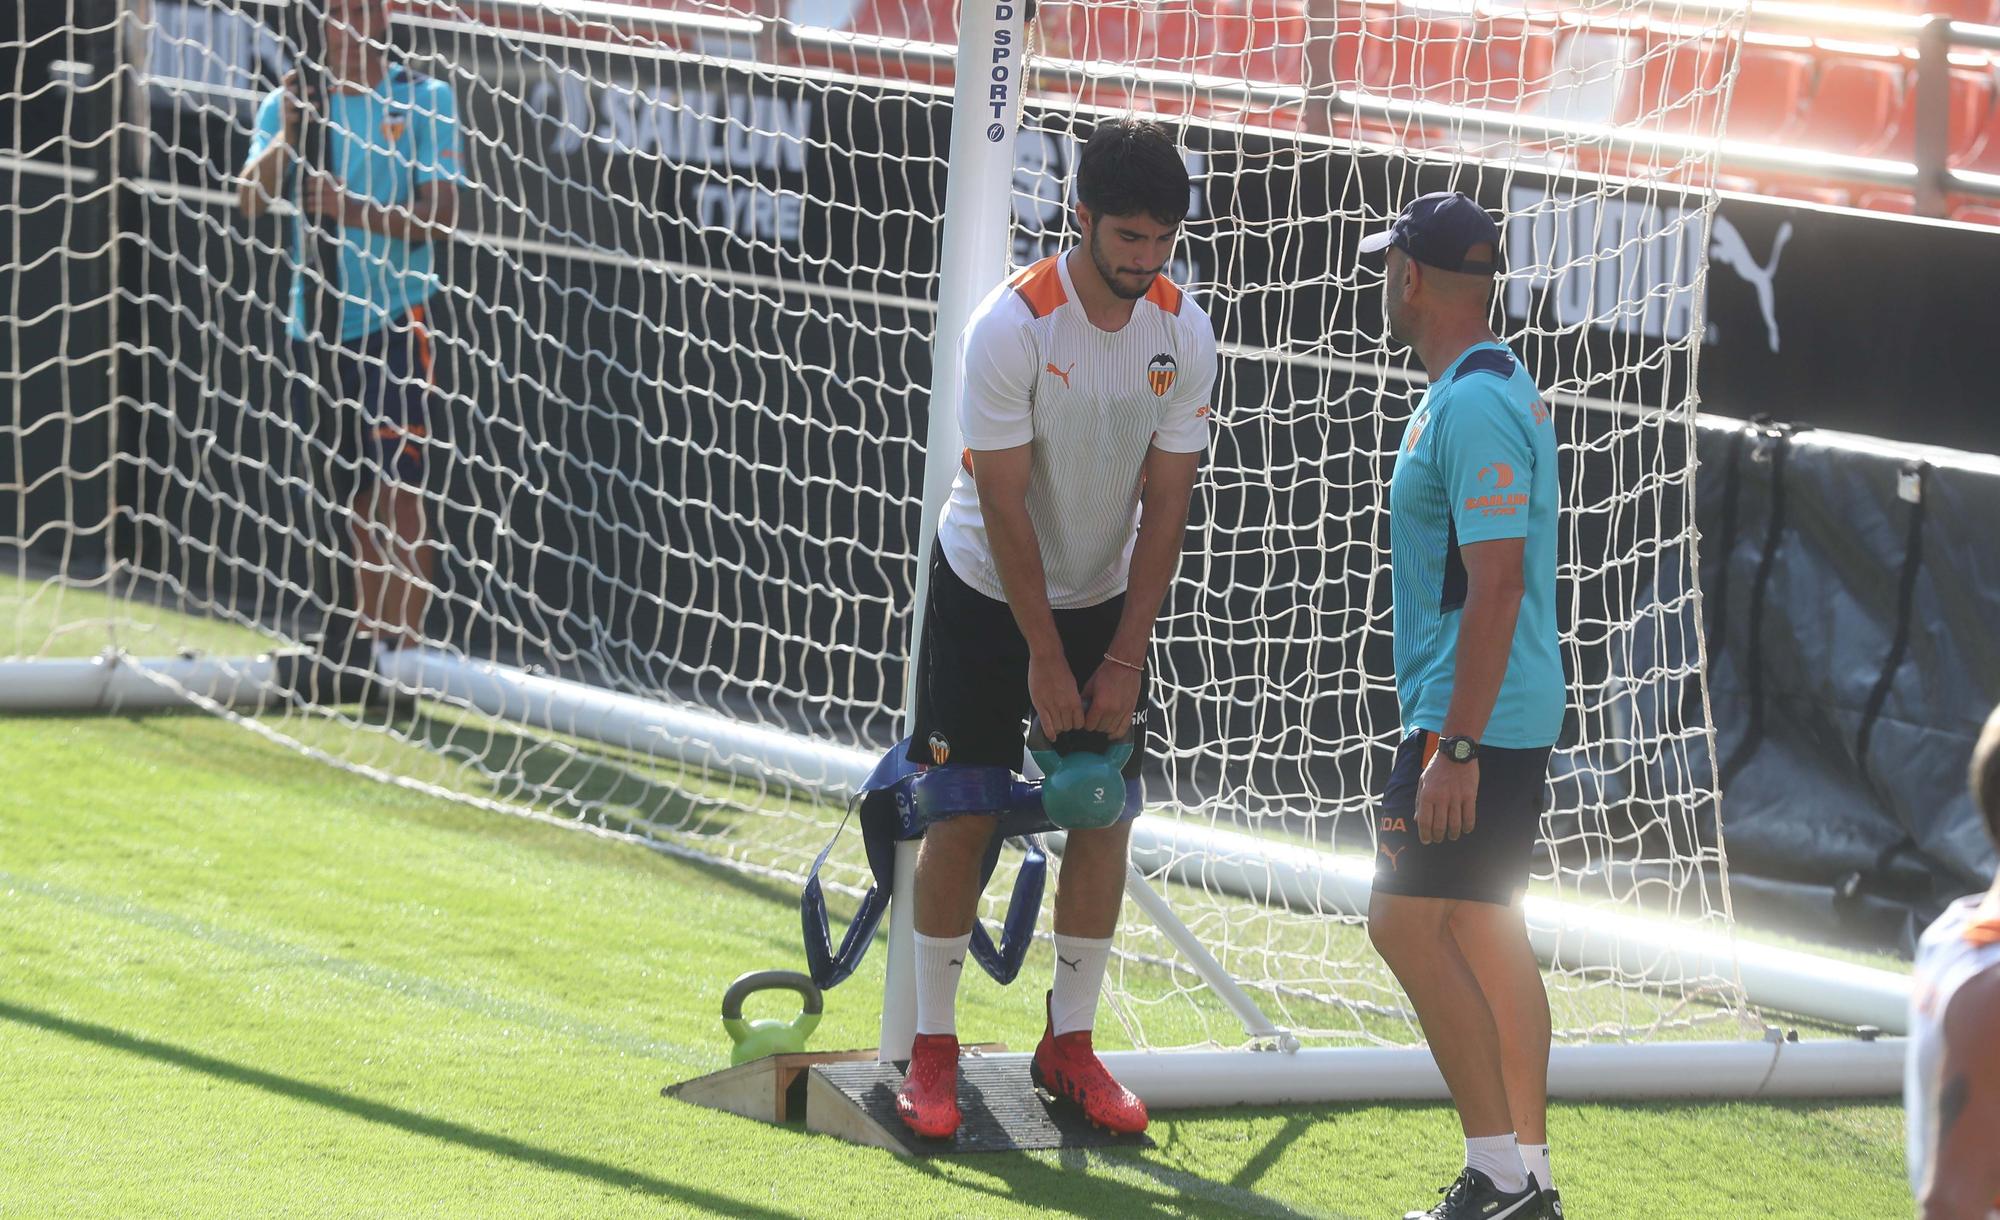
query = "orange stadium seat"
xmin=1795 ymin=56 xmax=1905 ymax=157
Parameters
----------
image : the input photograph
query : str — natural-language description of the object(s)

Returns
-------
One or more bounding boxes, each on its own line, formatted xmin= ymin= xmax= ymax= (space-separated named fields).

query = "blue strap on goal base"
xmin=800 ymin=738 xmax=1055 ymax=990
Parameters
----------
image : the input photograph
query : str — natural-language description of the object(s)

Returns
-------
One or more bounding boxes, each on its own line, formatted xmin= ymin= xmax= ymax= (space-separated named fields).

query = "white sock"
xmin=1049 ymin=932 xmax=1113 ymax=1035
xmin=1465 ymin=1133 xmax=1528 ymax=1194
xmin=1520 ymin=1143 xmax=1552 ymax=1192
xmin=913 ymin=930 xmax=970 ymax=1037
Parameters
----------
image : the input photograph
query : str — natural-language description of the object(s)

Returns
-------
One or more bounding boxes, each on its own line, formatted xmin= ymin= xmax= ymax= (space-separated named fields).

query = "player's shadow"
xmin=0 ymin=997 xmax=806 ymax=1219
xmin=901 ymin=1131 xmax=1355 ymax=1220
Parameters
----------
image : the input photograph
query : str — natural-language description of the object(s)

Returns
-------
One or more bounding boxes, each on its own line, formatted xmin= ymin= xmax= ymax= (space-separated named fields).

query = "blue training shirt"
xmin=245 ymin=65 xmax=461 ymax=342
xmin=1387 ymin=341 xmax=1564 ymax=750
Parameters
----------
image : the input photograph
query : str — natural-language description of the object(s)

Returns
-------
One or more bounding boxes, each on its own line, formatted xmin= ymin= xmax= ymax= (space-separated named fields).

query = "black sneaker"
xmin=1541 ymin=1187 xmax=1563 ymax=1219
xmin=1401 ymin=1168 xmax=1544 ymax=1220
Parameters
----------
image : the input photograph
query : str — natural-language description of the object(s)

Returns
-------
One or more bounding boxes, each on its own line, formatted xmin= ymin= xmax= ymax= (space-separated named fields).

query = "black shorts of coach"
xmin=289 ymin=304 xmax=447 ymax=504
xmin=905 ymin=549 xmax=1150 ymax=794
xmin=1371 ymin=730 xmax=1552 ymax=906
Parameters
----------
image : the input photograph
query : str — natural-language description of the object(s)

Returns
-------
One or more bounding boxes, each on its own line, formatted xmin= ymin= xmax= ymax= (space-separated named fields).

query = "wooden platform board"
xmin=664 ymin=1049 xmax=878 ymax=1124
xmin=664 ymin=1043 xmax=1006 ymax=1129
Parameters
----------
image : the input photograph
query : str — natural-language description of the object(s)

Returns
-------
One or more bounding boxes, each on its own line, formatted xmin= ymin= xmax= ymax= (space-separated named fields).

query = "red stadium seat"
xmin=1462 ymin=16 xmax=1559 ymax=109
xmin=1036 ymin=0 xmax=1144 ymax=62
xmin=1891 ymin=0 xmax=1994 ymax=21
xmin=1357 ymin=12 xmax=1470 ymax=100
xmin=1246 ymin=0 xmax=1309 ymax=85
xmin=1962 ymin=85 xmax=2000 ymax=169
xmin=1302 ymin=0 xmax=1378 ymax=92
xmin=1616 ymin=36 xmax=1730 ymax=131
xmin=1796 ymin=57 xmax=1905 ymax=157
xmin=1856 ymin=188 xmax=1918 ymax=213
xmin=1950 ymin=201 xmax=2000 ymax=225
xmin=1728 ymin=47 xmax=1816 ymax=142
xmin=1155 ymin=0 xmax=1252 ymax=73
xmin=845 ymin=0 xmax=953 ymax=41
xmin=1888 ymin=66 xmax=1994 ymax=162
xmin=1765 ymin=182 xmax=1855 ymax=208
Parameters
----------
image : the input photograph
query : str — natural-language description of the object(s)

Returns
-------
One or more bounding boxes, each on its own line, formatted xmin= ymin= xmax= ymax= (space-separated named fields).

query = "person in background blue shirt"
xmin=1359 ymin=193 xmax=1566 ymax=1220
xmin=238 ymin=0 xmax=460 ymax=657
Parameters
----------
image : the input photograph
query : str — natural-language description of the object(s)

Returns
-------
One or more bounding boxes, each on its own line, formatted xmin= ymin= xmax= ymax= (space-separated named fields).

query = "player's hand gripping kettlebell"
xmin=1028 ymin=719 xmax=1134 ymax=831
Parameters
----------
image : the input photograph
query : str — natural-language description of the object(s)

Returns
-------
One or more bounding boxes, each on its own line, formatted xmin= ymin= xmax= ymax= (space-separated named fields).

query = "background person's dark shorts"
xmin=905 ymin=548 xmax=1150 ymax=785
xmin=290 ymin=304 xmax=443 ymax=500
xmin=1372 ymin=730 xmax=1553 ymax=906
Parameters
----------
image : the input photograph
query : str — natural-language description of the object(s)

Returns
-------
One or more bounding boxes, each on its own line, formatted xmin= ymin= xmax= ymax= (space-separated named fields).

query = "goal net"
xmin=4 ymin=0 xmax=1748 ymax=1052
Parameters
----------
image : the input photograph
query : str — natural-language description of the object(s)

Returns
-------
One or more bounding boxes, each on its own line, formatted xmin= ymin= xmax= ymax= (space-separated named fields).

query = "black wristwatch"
xmin=1438 ymin=735 xmax=1479 ymax=764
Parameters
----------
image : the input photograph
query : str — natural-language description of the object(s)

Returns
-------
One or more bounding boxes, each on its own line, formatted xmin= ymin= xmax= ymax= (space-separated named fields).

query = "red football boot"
xmin=894 ymin=1032 xmax=962 ymax=1139
xmin=1029 ymin=991 xmax=1149 ymax=1134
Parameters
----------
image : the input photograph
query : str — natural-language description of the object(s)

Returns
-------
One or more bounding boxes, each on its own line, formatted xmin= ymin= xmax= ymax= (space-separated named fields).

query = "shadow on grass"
xmin=0 ymin=998 xmax=800 ymax=1219
xmin=1228 ymin=1110 xmax=1317 ymax=1193
xmin=109 ymin=711 xmax=841 ymax=962
xmin=397 ymin=709 xmax=817 ymax=911
xmin=895 ymin=1136 xmax=1345 ymax=1220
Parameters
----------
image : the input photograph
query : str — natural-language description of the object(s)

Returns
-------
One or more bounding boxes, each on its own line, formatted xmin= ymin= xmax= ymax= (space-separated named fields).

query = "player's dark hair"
xmin=1076 ymin=118 xmax=1190 ymax=227
xmin=1974 ymin=703 xmax=2000 ymax=846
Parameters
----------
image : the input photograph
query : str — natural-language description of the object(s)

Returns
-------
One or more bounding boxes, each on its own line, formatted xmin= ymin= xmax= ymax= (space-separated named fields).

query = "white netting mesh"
xmin=4 ymin=0 xmax=1748 ymax=1051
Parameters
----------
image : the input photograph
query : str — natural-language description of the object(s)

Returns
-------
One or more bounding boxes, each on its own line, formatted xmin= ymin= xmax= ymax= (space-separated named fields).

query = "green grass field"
xmin=0 ymin=703 xmax=1914 ymax=1219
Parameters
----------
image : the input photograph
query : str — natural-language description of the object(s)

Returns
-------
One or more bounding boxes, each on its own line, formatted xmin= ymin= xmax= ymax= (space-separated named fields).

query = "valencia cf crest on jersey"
xmin=926 ymin=731 xmax=951 ymax=765
xmin=1147 ymin=353 xmax=1177 ymax=397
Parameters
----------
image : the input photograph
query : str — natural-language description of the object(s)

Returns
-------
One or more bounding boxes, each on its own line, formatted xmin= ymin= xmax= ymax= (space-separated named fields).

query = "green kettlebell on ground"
xmin=721 ymin=970 xmax=823 ymax=1066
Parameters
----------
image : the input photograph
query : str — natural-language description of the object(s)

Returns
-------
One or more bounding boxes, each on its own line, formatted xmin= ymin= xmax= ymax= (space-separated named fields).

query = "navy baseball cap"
xmin=1358 ymin=191 xmax=1500 ymax=275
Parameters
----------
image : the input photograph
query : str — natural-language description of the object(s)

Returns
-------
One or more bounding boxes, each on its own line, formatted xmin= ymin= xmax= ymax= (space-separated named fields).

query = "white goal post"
xmin=0 ymin=0 xmax=1909 ymax=1099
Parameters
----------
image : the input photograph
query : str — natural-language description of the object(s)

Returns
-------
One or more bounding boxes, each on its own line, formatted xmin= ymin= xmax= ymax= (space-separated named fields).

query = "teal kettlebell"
xmin=721 ymin=970 xmax=823 ymax=1066
xmin=1029 ymin=722 xmax=1135 ymax=831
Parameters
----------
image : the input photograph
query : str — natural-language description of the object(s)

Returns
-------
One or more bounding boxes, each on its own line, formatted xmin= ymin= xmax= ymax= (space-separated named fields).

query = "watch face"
xmin=1448 ymin=738 xmax=1475 ymax=762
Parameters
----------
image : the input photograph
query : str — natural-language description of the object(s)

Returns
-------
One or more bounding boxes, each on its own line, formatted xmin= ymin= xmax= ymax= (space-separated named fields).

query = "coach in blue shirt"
xmin=1361 ymin=194 xmax=1565 ymax=1220
xmin=238 ymin=0 xmax=460 ymax=656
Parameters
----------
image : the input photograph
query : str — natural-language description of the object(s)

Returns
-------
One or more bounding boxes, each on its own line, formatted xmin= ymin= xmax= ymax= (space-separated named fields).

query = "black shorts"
xmin=1371 ymin=730 xmax=1552 ymax=906
xmin=904 ymin=549 xmax=1150 ymax=782
xmin=290 ymin=303 xmax=444 ymax=500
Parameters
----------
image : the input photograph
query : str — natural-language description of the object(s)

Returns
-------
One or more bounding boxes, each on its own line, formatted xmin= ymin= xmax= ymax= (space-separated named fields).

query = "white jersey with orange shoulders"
xmin=1906 ymin=894 xmax=2000 ymax=1211
xmin=937 ymin=251 xmax=1218 ymax=610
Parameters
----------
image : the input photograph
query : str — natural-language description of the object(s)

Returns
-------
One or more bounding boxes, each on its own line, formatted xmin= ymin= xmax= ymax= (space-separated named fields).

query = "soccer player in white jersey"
xmin=894 ymin=118 xmax=1217 ymax=1140
xmin=1908 ymin=701 xmax=2000 ymax=1219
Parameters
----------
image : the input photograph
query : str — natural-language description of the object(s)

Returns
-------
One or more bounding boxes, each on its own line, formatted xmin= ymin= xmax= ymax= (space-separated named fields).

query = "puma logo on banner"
xmin=1709 ymin=215 xmax=1792 ymax=354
